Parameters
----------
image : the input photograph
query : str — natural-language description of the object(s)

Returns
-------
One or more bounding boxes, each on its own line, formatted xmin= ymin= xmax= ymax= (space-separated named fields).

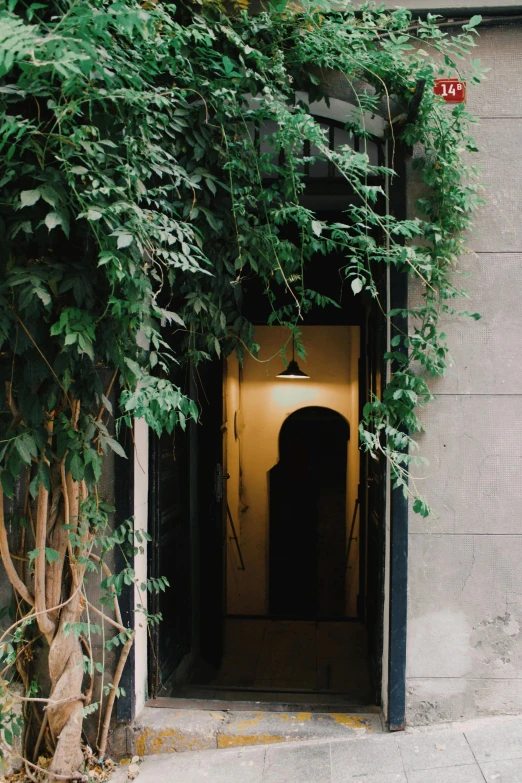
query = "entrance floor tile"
xmin=210 ymin=618 xmax=372 ymax=702
xmin=226 ymin=619 xmax=267 ymax=655
xmin=317 ymin=622 xmax=368 ymax=660
xmin=216 ymin=655 xmax=257 ymax=687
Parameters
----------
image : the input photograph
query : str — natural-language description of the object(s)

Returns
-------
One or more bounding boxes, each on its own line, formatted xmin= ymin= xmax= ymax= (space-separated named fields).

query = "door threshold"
xmin=147 ymin=695 xmax=381 ymax=714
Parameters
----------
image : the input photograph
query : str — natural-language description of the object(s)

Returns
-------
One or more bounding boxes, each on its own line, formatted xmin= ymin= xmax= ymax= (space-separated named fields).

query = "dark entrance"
xmin=269 ymin=407 xmax=349 ymax=620
xmin=147 ymin=301 xmax=388 ymax=707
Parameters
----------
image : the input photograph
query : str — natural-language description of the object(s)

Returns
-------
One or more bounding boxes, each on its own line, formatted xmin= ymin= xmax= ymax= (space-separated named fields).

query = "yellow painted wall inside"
xmin=225 ymin=325 xmax=360 ymax=616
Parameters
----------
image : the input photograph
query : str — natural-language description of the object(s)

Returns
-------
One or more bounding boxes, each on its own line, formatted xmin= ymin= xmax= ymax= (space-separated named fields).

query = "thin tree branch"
xmin=84 ymin=599 xmax=126 ymax=633
xmin=34 ymin=468 xmax=56 ymax=640
xmin=96 ymin=368 xmax=118 ymax=423
xmin=89 ymin=554 xmax=123 ymax=627
xmin=33 ymin=711 xmax=48 ymax=762
xmin=98 ymin=632 xmax=134 ymax=758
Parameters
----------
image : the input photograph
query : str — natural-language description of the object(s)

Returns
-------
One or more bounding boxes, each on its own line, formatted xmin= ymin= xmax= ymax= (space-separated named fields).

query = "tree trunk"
xmin=47 ymin=591 xmax=85 ymax=779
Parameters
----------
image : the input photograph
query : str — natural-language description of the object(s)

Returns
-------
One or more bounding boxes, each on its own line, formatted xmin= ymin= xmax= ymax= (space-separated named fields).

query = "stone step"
xmin=131 ymin=706 xmax=383 ymax=756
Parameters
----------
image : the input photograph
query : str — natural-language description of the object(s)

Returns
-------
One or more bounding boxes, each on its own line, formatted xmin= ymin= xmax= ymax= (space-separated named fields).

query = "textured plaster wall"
xmin=406 ymin=24 xmax=522 ymax=724
xmin=225 ymin=325 xmax=360 ymax=617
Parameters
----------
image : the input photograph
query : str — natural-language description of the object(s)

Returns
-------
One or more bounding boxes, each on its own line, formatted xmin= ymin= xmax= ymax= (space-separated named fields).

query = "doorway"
xmin=146 ymin=116 xmax=395 ymax=713
xmin=147 ymin=315 xmax=386 ymax=711
xmin=269 ymin=406 xmax=350 ymax=619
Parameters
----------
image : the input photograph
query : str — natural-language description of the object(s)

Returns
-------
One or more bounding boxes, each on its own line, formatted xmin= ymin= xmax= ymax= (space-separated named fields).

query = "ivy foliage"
xmin=0 ymin=2 xmax=483 ymax=511
xmin=0 ymin=0 xmax=486 ymax=766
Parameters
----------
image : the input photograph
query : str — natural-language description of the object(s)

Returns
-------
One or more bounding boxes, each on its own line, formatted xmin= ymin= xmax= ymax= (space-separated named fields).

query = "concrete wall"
xmin=406 ymin=23 xmax=522 ymax=724
xmin=225 ymin=325 xmax=360 ymax=617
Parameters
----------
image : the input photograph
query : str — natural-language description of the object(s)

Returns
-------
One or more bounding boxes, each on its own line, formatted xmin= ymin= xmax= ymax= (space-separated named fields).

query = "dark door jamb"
xmin=388 ymin=264 xmax=408 ymax=731
xmin=387 ymin=144 xmax=408 ymax=732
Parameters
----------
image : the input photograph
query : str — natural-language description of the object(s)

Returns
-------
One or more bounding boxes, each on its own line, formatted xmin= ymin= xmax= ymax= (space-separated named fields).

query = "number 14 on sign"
xmin=434 ymin=79 xmax=466 ymax=103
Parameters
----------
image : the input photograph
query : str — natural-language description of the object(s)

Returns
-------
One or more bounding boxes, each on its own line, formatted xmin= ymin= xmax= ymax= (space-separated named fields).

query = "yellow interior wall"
xmin=225 ymin=325 xmax=360 ymax=617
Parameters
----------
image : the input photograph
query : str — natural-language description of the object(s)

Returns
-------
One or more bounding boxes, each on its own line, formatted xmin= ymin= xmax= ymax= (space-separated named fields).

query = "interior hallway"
xmin=189 ymin=618 xmax=372 ymax=705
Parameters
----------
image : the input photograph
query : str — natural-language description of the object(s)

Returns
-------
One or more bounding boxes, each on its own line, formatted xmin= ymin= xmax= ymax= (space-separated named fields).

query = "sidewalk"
xmin=131 ymin=713 xmax=522 ymax=783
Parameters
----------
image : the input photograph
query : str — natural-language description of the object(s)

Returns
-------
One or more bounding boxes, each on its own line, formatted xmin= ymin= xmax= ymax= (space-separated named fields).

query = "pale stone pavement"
xmin=121 ymin=713 xmax=522 ymax=783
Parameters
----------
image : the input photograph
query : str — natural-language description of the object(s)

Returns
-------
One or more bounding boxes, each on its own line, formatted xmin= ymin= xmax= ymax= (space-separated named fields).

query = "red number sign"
xmin=434 ymin=79 xmax=466 ymax=104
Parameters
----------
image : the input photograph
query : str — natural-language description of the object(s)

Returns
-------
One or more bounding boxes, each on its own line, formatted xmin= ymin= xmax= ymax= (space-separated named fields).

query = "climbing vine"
xmin=0 ymin=0 xmax=483 ymax=777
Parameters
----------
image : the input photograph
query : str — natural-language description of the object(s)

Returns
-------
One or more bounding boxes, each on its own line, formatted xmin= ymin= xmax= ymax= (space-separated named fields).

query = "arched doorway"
xmin=269 ymin=407 xmax=350 ymax=619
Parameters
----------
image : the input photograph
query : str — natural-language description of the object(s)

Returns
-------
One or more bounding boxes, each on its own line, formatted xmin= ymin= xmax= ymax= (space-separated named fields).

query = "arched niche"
xmin=268 ymin=406 xmax=350 ymax=619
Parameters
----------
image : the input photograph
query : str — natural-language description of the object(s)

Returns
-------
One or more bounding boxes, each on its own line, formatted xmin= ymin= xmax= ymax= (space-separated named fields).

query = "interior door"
xmin=360 ymin=297 xmax=387 ymax=704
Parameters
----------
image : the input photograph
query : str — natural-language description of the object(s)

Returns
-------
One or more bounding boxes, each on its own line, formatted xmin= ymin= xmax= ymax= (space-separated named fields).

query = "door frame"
xmin=124 ymin=279 xmax=409 ymax=728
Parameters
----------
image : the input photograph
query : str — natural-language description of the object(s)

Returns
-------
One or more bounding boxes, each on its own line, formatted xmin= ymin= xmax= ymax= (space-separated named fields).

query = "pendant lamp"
xmin=276 ymin=337 xmax=310 ymax=379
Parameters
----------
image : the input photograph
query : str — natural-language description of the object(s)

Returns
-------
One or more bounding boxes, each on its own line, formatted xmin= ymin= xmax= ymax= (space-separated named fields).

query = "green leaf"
xmin=105 ymin=438 xmax=127 ymax=459
xmin=311 ymin=220 xmax=322 ymax=237
xmin=101 ymin=394 xmax=113 ymax=415
xmin=20 ymin=190 xmax=40 ymax=208
xmin=44 ymin=211 xmax=63 ymax=231
xmin=87 ymin=209 xmax=103 ymax=221
xmin=27 ymin=548 xmax=40 ymax=565
xmin=14 ymin=433 xmax=37 ymax=465
xmin=45 ymin=548 xmax=59 ymax=564
xmin=116 ymin=233 xmax=134 ymax=249
xmin=351 ymin=278 xmax=363 ymax=295
xmin=466 ymin=15 xmax=482 ymax=29
xmin=68 ymin=452 xmax=84 ymax=482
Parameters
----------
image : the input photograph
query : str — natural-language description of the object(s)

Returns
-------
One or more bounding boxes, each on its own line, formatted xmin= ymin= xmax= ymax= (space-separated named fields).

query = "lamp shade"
xmin=276 ymin=359 xmax=310 ymax=379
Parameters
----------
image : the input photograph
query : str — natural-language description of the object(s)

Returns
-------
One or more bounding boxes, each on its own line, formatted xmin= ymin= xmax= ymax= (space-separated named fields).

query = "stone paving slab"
xmin=137 ymin=747 xmax=266 ymax=783
xmin=406 ymin=764 xmax=485 ymax=783
xmin=262 ymin=742 xmax=331 ymax=783
xmin=464 ymin=717 xmax=522 ymax=763
xmin=330 ymin=735 xmax=404 ymax=780
xmin=481 ymin=757 xmax=522 ymax=783
xmin=397 ymin=730 xmax=475 ymax=771
xmin=348 ymin=775 xmax=406 ymax=783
